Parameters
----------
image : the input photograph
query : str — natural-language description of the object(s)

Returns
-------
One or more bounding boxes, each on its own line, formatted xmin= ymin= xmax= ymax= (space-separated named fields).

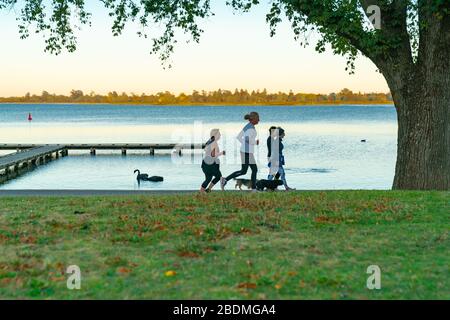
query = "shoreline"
xmin=0 ymin=102 xmax=394 ymax=107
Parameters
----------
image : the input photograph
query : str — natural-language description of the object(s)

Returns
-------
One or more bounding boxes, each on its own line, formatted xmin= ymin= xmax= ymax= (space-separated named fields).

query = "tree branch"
xmin=285 ymin=0 xmax=414 ymax=73
xmin=358 ymin=0 xmax=380 ymax=15
xmin=285 ymin=0 xmax=379 ymax=60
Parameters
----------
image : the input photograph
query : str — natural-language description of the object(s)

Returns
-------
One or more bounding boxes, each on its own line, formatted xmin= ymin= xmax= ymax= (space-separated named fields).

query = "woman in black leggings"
xmin=221 ymin=112 xmax=260 ymax=191
xmin=200 ymin=129 xmax=225 ymax=193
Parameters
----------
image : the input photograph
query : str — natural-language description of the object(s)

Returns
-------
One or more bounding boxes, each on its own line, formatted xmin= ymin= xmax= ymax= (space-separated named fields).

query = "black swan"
xmin=134 ymin=170 xmax=164 ymax=183
xmin=134 ymin=169 xmax=149 ymax=181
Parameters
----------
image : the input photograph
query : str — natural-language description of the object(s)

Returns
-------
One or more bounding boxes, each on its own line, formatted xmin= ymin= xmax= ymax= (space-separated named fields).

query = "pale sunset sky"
xmin=0 ymin=1 xmax=389 ymax=97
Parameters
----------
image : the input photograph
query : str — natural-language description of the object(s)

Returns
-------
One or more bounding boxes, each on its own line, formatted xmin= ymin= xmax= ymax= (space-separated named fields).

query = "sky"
xmin=0 ymin=1 xmax=389 ymax=97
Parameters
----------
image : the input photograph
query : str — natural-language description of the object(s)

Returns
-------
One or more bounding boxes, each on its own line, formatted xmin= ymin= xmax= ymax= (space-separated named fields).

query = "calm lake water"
xmin=0 ymin=104 xmax=397 ymax=190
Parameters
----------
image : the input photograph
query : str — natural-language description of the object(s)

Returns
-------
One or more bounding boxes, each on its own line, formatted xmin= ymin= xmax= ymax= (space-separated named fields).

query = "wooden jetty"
xmin=0 ymin=143 xmax=204 ymax=184
xmin=0 ymin=143 xmax=204 ymax=155
xmin=0 ymin=145 xmax=66 ymax=184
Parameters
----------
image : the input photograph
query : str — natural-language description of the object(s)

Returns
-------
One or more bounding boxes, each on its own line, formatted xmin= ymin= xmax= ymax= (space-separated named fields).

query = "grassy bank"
xmin=0 ymin=191 xmax=448 ymax=299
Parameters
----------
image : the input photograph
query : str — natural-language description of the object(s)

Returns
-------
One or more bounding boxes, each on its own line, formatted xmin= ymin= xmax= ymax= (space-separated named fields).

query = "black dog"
xmin=134 ymin=170 xmax=164 ymax=183
xmin=256 ymin=179 xmax=283 ymax=191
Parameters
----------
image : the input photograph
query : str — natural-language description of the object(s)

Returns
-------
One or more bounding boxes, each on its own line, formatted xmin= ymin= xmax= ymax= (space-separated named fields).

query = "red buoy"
xmin=28 ymin=113 xmax=33 ymax=121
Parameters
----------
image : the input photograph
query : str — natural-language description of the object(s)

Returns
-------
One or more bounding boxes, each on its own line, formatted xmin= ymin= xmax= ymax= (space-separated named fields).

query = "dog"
xmin=234 ymin=178 xmax=253 ymax=190
xmin=235 ymin=171 xmax=282 ymax=190
xmin=256 ymin=179 xmax=283 ymax=191
xmin=134 ymin=170 xmax=164 ymax=183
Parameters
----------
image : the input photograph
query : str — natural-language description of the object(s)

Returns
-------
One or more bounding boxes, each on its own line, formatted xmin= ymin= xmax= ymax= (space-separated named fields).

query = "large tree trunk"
xmin=392 ymin=81 xmax=450 ymax=190
xmin=382 ymin=24 xmax=450 ymax=190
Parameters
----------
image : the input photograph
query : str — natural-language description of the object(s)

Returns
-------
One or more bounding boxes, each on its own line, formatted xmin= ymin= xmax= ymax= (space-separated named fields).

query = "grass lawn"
xmin=0 ymin=191 xmax=448 ymax=299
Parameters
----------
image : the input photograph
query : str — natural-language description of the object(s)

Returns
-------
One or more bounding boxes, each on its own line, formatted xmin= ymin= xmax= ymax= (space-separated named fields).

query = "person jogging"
xmin=200 ymin=129 xmax=225 ymax=193
xmin=267 ymin=126 xmax=295 ymax=191
xmin=221 ymin=112 xmax=260 ymax=192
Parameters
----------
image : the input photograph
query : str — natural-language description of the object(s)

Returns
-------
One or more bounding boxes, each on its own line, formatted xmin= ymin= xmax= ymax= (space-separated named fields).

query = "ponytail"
xmin=205 ymin=135 xmax=215 ymax=147
xmin=244 ymin=111 xmax=259 ymax=121
xmin=205 ymin=129 xmax=219 ymax=147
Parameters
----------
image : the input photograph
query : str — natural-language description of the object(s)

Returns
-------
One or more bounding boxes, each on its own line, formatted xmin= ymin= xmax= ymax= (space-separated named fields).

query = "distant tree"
xmin=340 ymin=88 xmax=353 ymax=96
xmin=70 ymin=90 xmax=84 ymax=101
xmin=41 ymin=90 xmax=50 ymax=102
xmin=328 ymin=93 xmax=337 ymax=103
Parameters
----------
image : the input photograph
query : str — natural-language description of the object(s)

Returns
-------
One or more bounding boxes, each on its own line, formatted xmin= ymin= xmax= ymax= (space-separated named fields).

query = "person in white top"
xmin=200 ymin=129 xmax=225 ymax=193
xmin=221 ymin=112 xmax=260 ymax=191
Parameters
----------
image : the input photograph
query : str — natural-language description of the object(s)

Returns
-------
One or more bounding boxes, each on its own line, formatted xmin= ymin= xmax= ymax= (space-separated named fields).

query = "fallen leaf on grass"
xmin=117 ymin=267 xmax=132 ymax=274
xmin=177 ymin=251 xmax=200 ymax=258
xmin=239 ymin=227 xmax=253 ymax=234
xmin=55 ymin=262 xmax=65 ymax=271
xmin=165 ymin=270 xmax=177 ymax=277
xmin=119 ymin=215 xmax=129 ymax=222
xmin=237 ymin=282 xmax=257 ymax=289
xmin=373 ymin=203 xmax=389 ymax=213
xmin=19 ymin=236 xmax=37 ymax=244
xmin=154 ymin=225 xmax=167 ymax=231
xmin=0 ymin=234 xmax=9 ymax=244
xmin=50 ymin=276 xmax=66 ymax=282
xmin=314 ymin=216 xmax=341 ymax=224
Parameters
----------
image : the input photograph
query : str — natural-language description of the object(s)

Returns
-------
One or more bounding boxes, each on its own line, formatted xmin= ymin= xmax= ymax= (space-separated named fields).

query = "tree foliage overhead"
xmin=1 ymin=0 xmax=448 ymax=71
xmin=0 ymin=0 xmax=213 ymax=63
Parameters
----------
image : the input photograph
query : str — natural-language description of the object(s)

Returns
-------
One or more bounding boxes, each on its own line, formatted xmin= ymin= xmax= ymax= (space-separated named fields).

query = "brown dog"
xmin=234 ymin=179 xmax=254 ymax=190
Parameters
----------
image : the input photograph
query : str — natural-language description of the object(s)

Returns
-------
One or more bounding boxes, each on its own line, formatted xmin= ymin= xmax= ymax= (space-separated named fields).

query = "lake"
xmin=0 ymin=104 xmax=397 ymax=190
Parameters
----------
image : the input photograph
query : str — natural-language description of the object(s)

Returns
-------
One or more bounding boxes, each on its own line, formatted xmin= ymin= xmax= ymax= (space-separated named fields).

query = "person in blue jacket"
xmin=267 ymin=126 xmax=295 ymax=191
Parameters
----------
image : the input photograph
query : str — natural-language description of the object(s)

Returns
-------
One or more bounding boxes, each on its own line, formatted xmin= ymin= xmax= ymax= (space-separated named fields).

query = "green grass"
xmin=0 ymin=191 xmax=448 ymax=299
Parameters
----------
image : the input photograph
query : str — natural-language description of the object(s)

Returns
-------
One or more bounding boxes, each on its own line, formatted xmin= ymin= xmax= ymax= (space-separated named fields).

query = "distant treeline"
xmin=0 ymin=88 xmax=393 ymax=105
